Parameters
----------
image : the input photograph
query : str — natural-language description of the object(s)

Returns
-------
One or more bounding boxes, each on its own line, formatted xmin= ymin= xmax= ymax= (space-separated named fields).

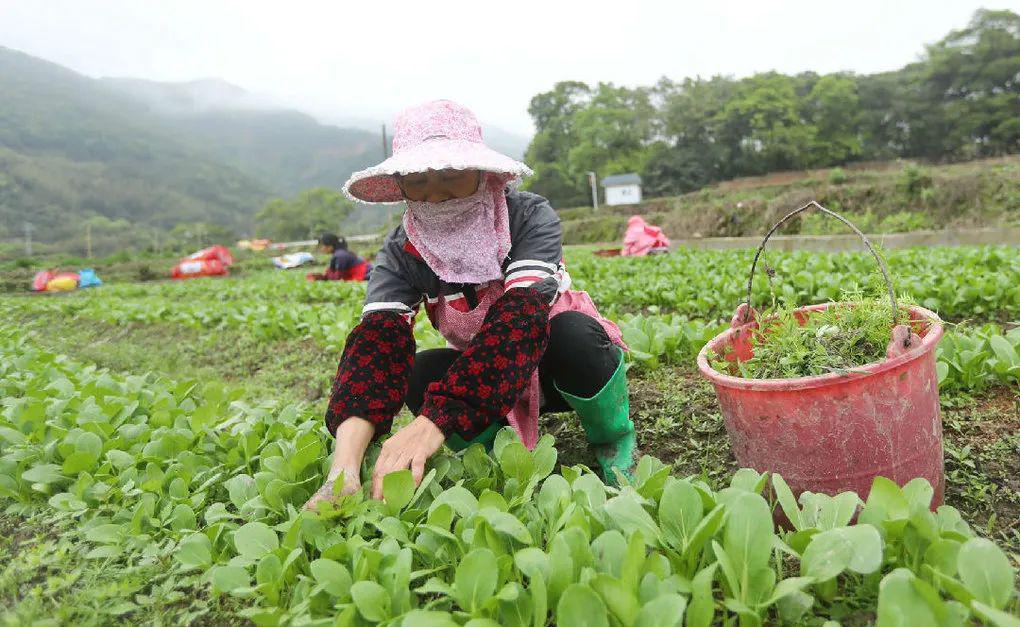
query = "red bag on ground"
xmin=32 ymin=270 xmax=56 ymax=291
xmin=184 ymin=245 xmax=234 ymax=267
xmin=172 ymin=259 xmax=228 ymax=279
xmin=34 ymin=271 xmax=80 ymax=292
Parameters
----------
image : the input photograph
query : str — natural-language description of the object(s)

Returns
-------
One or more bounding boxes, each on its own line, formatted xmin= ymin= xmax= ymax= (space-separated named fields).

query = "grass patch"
xmin=941 ymin=390 xmax=1020 ymax=559
xmin=0 ymin=512 xmax=248 ymax=626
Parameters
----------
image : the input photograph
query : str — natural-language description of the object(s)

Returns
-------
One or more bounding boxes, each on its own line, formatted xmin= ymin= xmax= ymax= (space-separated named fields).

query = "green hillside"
xmin=0 ymin=47 xmax=271 ymax=248
xmin=151 ymin=110 xmax=380 ymax=196
xmin=557 ymin=157 xmax=1020 ymax=244
xmin=0 ymin=48 xmax=401 ymax=255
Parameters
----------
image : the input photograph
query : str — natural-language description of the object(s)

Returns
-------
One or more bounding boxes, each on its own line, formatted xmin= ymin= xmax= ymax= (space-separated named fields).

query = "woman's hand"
xmin=371 ymin=416 xmax=445 ymax=499
xmin=304 ymin=416 xmax=374 ymax=511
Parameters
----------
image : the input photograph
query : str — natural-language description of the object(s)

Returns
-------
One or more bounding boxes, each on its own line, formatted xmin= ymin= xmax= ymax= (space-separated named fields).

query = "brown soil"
xmin=0 ymin=513 xmax=43 ymax=554
xmin=942 ymin=387 xmax=1020 ymax=558
xmin=541 ymin=365 xmax=736 ymax=481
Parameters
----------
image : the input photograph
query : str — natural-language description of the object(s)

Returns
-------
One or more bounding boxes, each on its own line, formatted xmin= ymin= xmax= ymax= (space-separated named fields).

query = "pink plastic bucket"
xmin=696 ymin=201 xmax=946 ymax=505
xmin=697 ymin=303 xmax=944 ymax=504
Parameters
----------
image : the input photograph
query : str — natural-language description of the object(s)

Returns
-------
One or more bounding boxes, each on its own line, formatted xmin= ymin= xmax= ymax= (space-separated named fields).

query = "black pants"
xmin=405 ymin=311 xmax=619 ymax=416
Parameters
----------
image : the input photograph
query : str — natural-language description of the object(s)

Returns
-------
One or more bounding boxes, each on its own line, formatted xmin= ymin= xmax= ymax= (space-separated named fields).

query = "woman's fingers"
xmin=411 ymin=455 xmax=426 ymax=486
xmin=372 ymin=450 xmax=409 ymax=499
xmin=304 ymin=479 xmax=336 ymax=510
xmin=369 ymin=418 xmax=444 ymax=500
xmin=341 ymin=476 xmax=362 ymax=496
xmin=372 ymin=451 xmax=424 ymax=499
xmin=371 ymin=452 xmax=391 ymax=499
xmin=303 ymin=493 xmax=321 ymax=511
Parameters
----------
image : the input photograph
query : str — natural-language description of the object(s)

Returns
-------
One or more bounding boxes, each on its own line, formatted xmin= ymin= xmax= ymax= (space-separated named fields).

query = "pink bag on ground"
xmin=622 ymin=215 xmax=671 ymax=256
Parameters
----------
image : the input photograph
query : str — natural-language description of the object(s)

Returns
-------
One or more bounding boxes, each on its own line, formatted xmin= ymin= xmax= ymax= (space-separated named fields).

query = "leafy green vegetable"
xmin=1 ymin=241 xmax=1017 ymax=624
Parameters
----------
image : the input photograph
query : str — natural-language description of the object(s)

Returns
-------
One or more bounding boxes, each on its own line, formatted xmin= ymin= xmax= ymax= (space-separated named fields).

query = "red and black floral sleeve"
xmin=420 ymin=286 xmax=552 ymax=440
xmin=324 ymin=311 xmax=415 ymax=437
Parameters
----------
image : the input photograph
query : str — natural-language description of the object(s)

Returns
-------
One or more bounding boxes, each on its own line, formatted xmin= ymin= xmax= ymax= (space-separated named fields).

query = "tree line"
xmin=522 ymin=9 xmax=1020 ymax=208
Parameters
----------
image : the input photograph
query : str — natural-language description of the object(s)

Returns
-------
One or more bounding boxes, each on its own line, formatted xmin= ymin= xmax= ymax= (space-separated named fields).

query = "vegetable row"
xmin=1 ymin=334 xmax=1015 ymax=625
xmin=7 ymin=291 xmax=1017 ymax=394
xmin=567 ymin=245 xmax=1020 ymax=321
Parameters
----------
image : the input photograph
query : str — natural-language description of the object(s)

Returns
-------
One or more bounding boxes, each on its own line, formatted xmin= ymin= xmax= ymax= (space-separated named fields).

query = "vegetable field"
xmin=1 ymin=244 xmax=1017 ymax=625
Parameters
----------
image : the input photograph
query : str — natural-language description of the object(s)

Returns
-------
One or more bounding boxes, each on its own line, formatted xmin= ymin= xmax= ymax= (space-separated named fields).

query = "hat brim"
xmin=343 ymin=139 xmax=533 ymax=203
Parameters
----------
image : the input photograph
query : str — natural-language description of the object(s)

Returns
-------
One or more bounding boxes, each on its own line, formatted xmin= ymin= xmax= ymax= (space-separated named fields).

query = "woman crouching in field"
xmin=306 ymin=100 xmax=635 ymax=507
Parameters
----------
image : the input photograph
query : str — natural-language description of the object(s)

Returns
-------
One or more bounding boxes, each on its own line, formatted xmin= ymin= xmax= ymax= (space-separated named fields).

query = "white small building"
xmin=601 ymin=173 xmax=642 ymax=206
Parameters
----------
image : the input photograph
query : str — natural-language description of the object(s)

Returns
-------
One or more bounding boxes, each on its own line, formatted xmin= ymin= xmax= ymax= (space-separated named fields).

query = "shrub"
xmin=136 ymin=264 xmax=158 ymax=282
xmin=899 ymin=164 xmax=933 ymax=198
xmin=878 ymin=211 xmax=931 ymax=233
xmin=800 ymin=210 xmax=877 ymax=235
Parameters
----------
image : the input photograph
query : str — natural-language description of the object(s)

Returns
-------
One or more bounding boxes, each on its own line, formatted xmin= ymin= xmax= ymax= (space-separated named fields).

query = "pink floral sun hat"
xmin=343 ymin=100 xmax=533 ymax=204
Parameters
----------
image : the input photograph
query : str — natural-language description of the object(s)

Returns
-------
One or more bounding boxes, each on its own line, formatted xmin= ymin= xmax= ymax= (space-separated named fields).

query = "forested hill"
xmin=0 ymin=46 xmax=271 ymax=246
xmin=0 ymin=48 xmax=391 ymax=250
xmin=523 ymin=9 xmax=1020 ymax=208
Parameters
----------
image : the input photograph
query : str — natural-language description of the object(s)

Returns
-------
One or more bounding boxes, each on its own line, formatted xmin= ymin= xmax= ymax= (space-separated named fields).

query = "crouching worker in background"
xmin=305 ymin=100 xmax=637 ymax=509
xmin=306 ymin=233 xmax=372 ymax=281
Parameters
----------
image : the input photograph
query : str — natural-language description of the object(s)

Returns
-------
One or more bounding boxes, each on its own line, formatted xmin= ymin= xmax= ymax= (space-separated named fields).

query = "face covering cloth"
xmin=402 ymin=175 xmax=512 ymax=285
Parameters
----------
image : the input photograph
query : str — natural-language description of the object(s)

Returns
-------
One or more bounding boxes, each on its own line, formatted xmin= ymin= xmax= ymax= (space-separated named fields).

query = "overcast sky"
xmin=1 ymin=0 xmax=1015 ymax=135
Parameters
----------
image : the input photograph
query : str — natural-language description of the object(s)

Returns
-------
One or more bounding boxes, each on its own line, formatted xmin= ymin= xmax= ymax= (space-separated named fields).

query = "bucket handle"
xmin=741 ymin=201 xmax=910 ymax=348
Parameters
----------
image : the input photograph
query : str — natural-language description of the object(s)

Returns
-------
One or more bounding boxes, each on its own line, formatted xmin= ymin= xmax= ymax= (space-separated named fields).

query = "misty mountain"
xmin=0 ymin=46 xmax=270 ymax=246
xmin=0 ymin=45 xmax=534 ymax=252
xmin=104 ymin=77 xmax=531 ymax=183
xmin=102 ymin=78 xmax=386 ymax=196
xmin=100 ymin=76 xmax=279 ymax=114
xmin=0 ymin=47 xmax=396 ymax=250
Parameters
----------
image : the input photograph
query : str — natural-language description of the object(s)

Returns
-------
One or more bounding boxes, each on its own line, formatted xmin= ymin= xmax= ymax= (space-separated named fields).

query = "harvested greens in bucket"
xmin=715 ymin=298 xmax=911 ymax=379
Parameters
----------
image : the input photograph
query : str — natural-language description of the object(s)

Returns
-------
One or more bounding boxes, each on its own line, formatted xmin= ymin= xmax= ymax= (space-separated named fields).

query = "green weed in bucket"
xmin=716 ymin=297 xmax=912 ymax=379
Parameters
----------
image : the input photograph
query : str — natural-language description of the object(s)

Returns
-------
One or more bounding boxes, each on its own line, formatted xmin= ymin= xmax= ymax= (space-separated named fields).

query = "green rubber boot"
xmin=555 ymin=347 xmax=638 ymax=485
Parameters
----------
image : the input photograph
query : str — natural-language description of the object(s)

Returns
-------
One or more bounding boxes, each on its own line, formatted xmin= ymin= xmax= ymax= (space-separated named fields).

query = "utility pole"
xmin=24 ymin=222 xmax=33 ymax=256
xmin=381 ymin=124 xmax=389 ymax=159
xmin=587 ymin=171 xmax=599 ymax=210
xmin=86 ymin=222 xmax=93 ymax=258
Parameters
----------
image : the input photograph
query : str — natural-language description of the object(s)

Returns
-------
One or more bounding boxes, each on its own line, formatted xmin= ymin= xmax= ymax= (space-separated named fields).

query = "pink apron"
xmin=427 ymin=284 xmax=626 ymax=450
